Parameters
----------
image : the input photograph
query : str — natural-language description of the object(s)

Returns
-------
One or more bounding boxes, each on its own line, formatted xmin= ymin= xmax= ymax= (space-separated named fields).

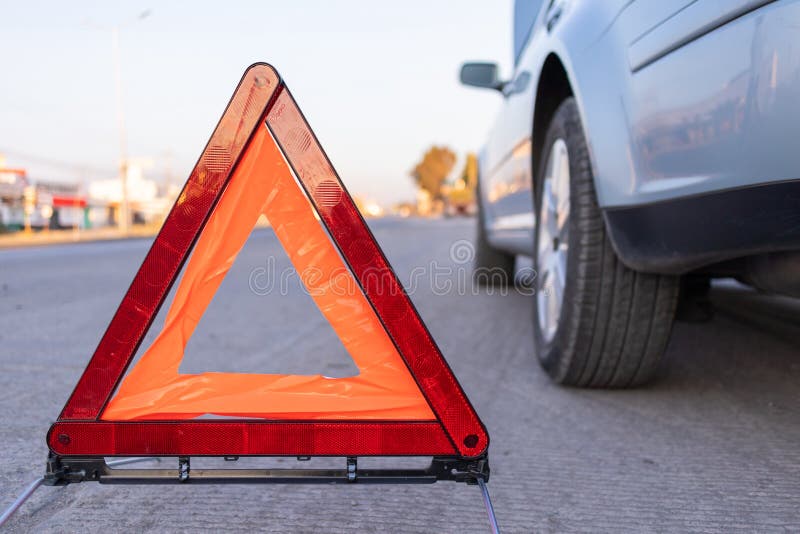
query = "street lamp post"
xmin=111 ymin=25 xmax=129 ymax=234
xmin=103 ymin=10 xmax=150 ymax=234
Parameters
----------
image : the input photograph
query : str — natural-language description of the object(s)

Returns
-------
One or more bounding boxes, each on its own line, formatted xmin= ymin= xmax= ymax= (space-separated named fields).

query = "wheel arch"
xmin=531 ymin=53 xmax=574 ymax=204
xmin=531 ymin=49 xmax=648 ymax=273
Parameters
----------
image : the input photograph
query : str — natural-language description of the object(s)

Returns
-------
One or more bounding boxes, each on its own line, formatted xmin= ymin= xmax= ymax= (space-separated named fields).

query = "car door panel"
xmin=614 ymin=0 xmax=697 ymax=45
xmin=627 ymin=0 xmax=800 ymax=197
xmin=481 ymin=22 xmax=542 ymax=253
xmin=483 ymin=95 xmax=535 ymax=253
xmin=629 ymin=0 xmax=775 ymax=71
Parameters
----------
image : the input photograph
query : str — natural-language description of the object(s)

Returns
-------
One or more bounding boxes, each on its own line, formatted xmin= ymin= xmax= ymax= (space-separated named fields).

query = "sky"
xmin=0 ymin=0 xmax=513 ymax=205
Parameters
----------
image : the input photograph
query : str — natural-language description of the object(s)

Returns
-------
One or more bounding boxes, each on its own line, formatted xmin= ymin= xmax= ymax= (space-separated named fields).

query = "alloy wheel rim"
xmin=536 ymin=138 xmax=571 ymax=344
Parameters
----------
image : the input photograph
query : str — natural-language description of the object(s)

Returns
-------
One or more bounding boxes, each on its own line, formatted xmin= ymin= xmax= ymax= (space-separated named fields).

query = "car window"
xmin=514 ymin=0 xmax=544 ymax=65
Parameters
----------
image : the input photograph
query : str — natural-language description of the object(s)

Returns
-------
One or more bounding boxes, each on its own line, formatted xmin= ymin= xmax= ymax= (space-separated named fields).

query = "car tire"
xmin=532 ymin=97 xmax=680 ymax=387
xmin=473 ymin=180 xmax=516 ymax=286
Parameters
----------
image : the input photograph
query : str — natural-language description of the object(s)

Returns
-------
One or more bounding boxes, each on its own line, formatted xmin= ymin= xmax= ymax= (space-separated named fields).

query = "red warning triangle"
xmin=48 ymin=64 xmax=488 ymax=459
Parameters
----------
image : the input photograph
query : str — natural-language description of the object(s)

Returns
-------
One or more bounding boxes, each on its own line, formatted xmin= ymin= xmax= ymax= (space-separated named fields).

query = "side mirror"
xmin=459 ymin=62 xmax=504 ymax=91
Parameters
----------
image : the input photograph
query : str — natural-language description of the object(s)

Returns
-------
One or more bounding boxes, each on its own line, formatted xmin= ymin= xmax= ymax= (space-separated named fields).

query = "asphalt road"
xmin=1 ymin=217 xmax=799 ymax=533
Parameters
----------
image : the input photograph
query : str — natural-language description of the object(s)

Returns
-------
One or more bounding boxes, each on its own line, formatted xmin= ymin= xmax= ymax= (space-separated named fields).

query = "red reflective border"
xmin=51 ymin=63 xmax=488 ymax=460
xmin=49 ymin=421 xmax=455 ymax=457
xmin=58 ymin=65 xmax=281 ymax=420
xmin=266 ymin=90 xmax=489 ymax=458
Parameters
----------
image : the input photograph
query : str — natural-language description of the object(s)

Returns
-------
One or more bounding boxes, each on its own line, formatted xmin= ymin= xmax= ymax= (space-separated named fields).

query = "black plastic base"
xmin=44 ymin=454 xmax=489 ymax=486
xmin=604 ymin=179 xmax=800 ymax=274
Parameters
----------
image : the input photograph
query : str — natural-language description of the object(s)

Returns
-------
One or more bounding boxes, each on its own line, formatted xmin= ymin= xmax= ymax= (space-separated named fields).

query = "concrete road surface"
xmin=1 ymin=218 xmax=798 ymax=532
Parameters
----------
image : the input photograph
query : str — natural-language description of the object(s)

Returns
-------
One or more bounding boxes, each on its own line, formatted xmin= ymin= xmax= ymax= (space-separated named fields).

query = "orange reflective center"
xmin=102 ymin=124 xmax=434 ymax=421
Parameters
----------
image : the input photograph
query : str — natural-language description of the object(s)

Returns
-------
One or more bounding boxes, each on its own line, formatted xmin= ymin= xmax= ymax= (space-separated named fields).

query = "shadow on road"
xmin=654 ymin=283 xmax=800 ymax=401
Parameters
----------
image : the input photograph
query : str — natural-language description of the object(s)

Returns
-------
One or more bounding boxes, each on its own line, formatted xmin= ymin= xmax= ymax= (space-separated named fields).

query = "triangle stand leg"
xmin=477 ymin=477 xmax=500 ymax=534
xmin=1 ymin=457 xmax=161 ymax=526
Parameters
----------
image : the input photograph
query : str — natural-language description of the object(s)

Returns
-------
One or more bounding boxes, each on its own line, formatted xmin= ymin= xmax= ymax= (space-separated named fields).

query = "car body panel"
xmin=627 ymin=0 xmax=774 ymax=71
xmin=477 ymin=0 xmax=800 ymax=269
xmin=626 ymin=0 xmax=800 ymax=202
xmin=480 ymin=0 xmax=629 ymax=255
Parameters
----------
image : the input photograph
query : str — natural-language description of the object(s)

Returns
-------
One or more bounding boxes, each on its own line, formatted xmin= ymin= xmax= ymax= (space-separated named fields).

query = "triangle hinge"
xmin=429 ymin=454 xmax=490 ymax=485
xmin=44 ymin=453 xmax=104 ymax=486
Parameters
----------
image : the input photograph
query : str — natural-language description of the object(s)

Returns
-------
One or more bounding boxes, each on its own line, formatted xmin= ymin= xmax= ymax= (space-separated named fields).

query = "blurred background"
xmin=0 ymin=0 xmax=510 ymax=241
xmin=3 ymin=3 xmax=800 ymax=532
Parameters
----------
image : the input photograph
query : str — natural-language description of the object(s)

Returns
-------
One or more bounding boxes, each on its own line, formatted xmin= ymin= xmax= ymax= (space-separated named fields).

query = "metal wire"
xmin=107 ymin=457 xmax=161 ymax=468
xmin=0 ymin=477 xmax=45 ymax=527
xmin=477 ymin=478 xmax=500 ymax=534
xmin=0 ymin=457 xmax=160 ymax=527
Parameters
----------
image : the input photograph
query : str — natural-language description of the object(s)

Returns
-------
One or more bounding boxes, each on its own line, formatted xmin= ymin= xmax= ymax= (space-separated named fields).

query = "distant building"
xmin=33 ymin=180 xmax=86 ymax=228
xmin=416 ymin=189 xmax=434 ymax=217
xmin=0 ymin=155 xmax=176 ymax=231
xmin=88 ymin=160 xmax=160 ymax=226
xmin=0 ymin=163 xmax=28 ymax=229
xmin=1 ymin=154 xmax=90 ymax=230
xmin=352 ymin=195 xmax=384 ymax=218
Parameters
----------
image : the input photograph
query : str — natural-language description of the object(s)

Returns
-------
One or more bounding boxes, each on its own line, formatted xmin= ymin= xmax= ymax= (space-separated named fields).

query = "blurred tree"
xmin=444 ymin=152 xmax=478 ymax=216
xmin=410 ymin=146 xmax=456 ymax=200
xmin=460 ymin=153 xmax=478 ymax=190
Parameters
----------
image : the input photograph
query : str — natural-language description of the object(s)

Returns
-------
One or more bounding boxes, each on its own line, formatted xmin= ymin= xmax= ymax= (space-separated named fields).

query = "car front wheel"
xmin=532 ymin=98 xmax=680 ymax=387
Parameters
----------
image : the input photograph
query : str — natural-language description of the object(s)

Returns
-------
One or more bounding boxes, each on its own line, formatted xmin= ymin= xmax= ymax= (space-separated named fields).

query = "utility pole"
xmin=112 ymin=26 xmax=129 ymax=234
xmin=93 ymin=9 xmax=150 ymax=235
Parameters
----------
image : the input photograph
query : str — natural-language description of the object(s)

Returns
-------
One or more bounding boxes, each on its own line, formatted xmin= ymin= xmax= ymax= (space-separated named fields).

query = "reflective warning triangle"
xmin=48 ymin=64 xmax=488 ymax=459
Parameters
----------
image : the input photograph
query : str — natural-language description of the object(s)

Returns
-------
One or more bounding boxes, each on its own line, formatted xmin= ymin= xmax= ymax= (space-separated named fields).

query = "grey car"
xmin=461 ymin=0 xmax=800 ymax=387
